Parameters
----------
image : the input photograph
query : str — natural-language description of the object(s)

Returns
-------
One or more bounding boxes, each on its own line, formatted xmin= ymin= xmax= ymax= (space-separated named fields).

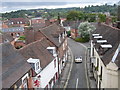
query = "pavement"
xmin=85 ymin=44 xmax=97 ymax=88
xmin=54 ymin=47 xmax=73 ymax=88
xmin=54 ymin=39 xmax=97 ymax=89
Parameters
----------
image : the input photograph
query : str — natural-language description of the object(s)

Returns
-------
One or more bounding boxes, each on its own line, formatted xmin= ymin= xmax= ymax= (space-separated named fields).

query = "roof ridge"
xmin=102 ymin=23 xmax=120 ymax=31
xmin=18 ymin=37 xmax=45 ymax=51
xmin=39 ymin=23 xmax=57 ymax=31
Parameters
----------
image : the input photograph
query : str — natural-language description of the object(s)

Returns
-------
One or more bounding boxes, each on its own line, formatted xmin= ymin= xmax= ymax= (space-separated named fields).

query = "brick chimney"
xmin=105 ymin=17 xmax=112 ymax=25
xmin=24 ymin=26 xmax=35 ymax=44
xmin=45 ymin=19 xmax=51 ymax=26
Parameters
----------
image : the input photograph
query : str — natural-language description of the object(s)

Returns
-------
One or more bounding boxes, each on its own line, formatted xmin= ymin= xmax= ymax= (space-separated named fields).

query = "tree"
xmin=66 ymin=11 xmax=80 ymax=20
xmin=98 ymin=14 xmax=106 ymax=22
xmin=78 ymin=22 xmax=96 ymax=38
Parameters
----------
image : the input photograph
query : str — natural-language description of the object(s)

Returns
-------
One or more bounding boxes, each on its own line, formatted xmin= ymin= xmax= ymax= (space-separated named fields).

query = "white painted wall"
xmin=93 ymin=47 xmax=120 ymax=88
xmin=38 ymin=57 xmax=58 ymax=88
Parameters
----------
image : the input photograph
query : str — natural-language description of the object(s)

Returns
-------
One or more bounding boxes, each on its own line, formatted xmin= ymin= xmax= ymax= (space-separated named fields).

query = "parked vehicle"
xmin=74 ymin=56 xmax=82 ymax=63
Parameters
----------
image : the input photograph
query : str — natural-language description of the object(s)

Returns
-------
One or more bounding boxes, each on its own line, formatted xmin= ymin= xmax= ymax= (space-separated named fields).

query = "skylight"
xmin=101 ymin=44 xmax=112 ymax=48
xmin=92 ymin=34 xmax=100 ymax=36
xmin=94 ymin=36 xmax=102 ymax=39
xmin=97 ymin=40 xmax=107 ymax=43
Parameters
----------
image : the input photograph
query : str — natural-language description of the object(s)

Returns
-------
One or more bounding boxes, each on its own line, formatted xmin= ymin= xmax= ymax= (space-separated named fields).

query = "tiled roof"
xmin=1 ymin=27 xmax=24 ymax=33
xmin=2 ymin=23 xmax=8 ymax=29
xmin=19 ymin=38 xmax=54 ymax=69
xmin=63 ymin=20 xmax=80 ymax=27
xmin=9 ymin=18 xmax=29 ymax=24
xmin=92 ymin=23 xmax=120 ymax=68
xmin=1 ymin=42 xmax=31 ymax=88
xmin=0 ymin=33 xmax=14 ymax=43
xmin=40 ymin=23 xmax=65 ymax=47
xmin=70 ymin=21 xmax=81 ymax=29
xmin=32 ymin=23 xmax=46 ymax=29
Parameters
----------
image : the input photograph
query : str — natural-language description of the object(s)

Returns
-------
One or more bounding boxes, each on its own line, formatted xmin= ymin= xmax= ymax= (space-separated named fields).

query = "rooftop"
xmin=92 ymin=23 xmax=120 ymax=68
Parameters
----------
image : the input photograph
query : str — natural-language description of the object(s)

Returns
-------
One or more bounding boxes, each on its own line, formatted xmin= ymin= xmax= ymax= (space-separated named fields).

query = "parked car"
xmin=74 ymin=56 xmax=82 ymax=63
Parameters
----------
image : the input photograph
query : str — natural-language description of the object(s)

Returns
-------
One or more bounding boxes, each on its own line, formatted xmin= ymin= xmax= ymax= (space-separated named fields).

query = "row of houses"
xmin=1 ymin=21 xmax=68 ymax=89
xmin=90 ymin=23 xmax=120 ymax=88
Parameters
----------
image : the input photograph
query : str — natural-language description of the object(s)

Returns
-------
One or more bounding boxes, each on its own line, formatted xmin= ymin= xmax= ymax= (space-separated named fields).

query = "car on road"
xmin=74 ymin=56 xmax=82 ymax=63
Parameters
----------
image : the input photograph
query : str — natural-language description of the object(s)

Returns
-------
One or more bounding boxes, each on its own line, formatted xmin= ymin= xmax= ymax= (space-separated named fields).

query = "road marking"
xmin=64 ymin=46 xmax=74 ymax=88
xmin=77 ymin=41 xmax=90 ymax=88
xmin=77 ymin=42 xmax=87 ymax=49
xmin=76 ymin=78 xmax=79 ymax=89
xmin=67 ymin=38 xmax=90 ymax=88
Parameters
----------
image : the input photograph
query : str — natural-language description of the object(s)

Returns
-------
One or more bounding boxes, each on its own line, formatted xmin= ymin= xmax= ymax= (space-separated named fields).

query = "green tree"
xmin=78 ymin=22 xmax=96 ymax=38
xmin=98 ymin=14 xmax=106 ymax=22
xmin=66 ymin=11 xmax=80 ymax=20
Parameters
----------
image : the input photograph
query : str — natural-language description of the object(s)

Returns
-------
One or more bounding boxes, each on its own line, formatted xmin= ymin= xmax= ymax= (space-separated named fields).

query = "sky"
xmin=1 ymin=0 xmax=120 ymax=13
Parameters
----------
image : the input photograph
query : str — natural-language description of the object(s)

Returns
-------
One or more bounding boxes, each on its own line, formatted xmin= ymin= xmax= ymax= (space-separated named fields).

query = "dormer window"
xmin=17 ymin=21 xmax=19 ymax=24
xmin=47 ymin=47 xmax=57 ymax=57
xmin=11 ymin=22 xmax=13 ymax=25
xmin=27 ymin=58 xmax=41 ymax=74
xmin=20 ymin=21 xmax=22 ymax=24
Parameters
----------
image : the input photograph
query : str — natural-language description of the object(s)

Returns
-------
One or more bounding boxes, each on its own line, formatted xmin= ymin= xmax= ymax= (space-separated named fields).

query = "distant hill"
xmin=1 ymin=4 xmax=118 ymax=20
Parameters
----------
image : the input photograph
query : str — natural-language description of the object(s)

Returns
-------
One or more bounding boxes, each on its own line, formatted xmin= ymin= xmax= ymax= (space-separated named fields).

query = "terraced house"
xmin=24 ymin=23 xmax=68 ymax=76
xmin=19 ymin=38 xmax=59 ymax=88
xmin=90 ymin=23 xmax=120 ymax=88
xmin=1 ymin=42 xmax=33 ymax=89
xmin=1 ymin=22 xmax=68 ymax=89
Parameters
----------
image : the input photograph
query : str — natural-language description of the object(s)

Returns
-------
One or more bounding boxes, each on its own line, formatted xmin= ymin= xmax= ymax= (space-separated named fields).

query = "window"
xmin=97 ymin=58 xmax=99 ymax=67
xmin=92 ymin=48 xmax=94 ymax=56
xmin=11 ymin=22 xmax=13 ymax=24
xmin=36 ymin=62 xmax=39 ymax=70
xmin=48 ymin=49 xmax=53 ymax=54
xmin=17 ymin=21 xmax=19 ymax=24
xmin=99 ymin=66 xmax=103 ymax=81
xmin=54 ymin=59 xmax=56 ymax=68
xmin=20 ymin=21 xmax=22 ymax=24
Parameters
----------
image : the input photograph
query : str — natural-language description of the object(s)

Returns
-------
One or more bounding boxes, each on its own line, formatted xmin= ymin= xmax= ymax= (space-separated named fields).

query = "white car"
xmin=74 ymin=56 xmax=82 ymax=63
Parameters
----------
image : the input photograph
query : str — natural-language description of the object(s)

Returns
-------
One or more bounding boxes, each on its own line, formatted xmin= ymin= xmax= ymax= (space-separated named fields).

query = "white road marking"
xmin=76 ymin=78 xmax=79 ymax=88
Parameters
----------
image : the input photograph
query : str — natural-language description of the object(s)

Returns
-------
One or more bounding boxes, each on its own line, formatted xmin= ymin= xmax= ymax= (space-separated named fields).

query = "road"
xmin=67 ymin=38 xmax=88 ymax=88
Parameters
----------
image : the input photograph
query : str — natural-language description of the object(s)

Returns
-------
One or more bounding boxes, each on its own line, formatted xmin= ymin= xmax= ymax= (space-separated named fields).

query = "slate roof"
xmin=1 ymin=42 xmax=31 ymax=88
xmin=63 ymin=20 xmax=81 ymax=28
xmin=19 ymin=37 xmax=54 ymax=69
xmin=32 ymin=23 xmax=46 ymax=29
xmin=70 ymin=21 xmax=81 ymax=29
xmin=92 ymin=23 xmax=120 ymax=68
xmin=1 ymin=27 xmax=24 ymax=33
xmin=40 ymin=23 xmax=65 ymax=47
xmin=0 ymin=33 xmax=14 ymax=43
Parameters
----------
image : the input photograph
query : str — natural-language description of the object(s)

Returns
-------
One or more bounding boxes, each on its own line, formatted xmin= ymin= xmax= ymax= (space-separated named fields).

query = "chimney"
xmin=117 ymin=4 xmax=120 ymax=29
xmin=105 ymin=17 xmax=112 ymax=25
xmin=45 ymin=19 xmax=51 ymax=26
xmin=58 ymin=13 xmax=61 ymax=25
xmin=24 ymin=26 xmax=35 ymax=44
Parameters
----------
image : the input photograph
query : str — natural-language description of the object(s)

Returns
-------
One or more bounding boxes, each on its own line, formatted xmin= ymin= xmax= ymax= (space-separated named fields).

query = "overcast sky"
xmin=1 ymin=0 xmax=120 ymax=13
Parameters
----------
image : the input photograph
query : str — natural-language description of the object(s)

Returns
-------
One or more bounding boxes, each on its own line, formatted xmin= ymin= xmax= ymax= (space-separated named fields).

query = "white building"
xmin=19 ymin=38 xmax=59 ymax=89
xmin=90 ymin=23 xmax=120 ymax=89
